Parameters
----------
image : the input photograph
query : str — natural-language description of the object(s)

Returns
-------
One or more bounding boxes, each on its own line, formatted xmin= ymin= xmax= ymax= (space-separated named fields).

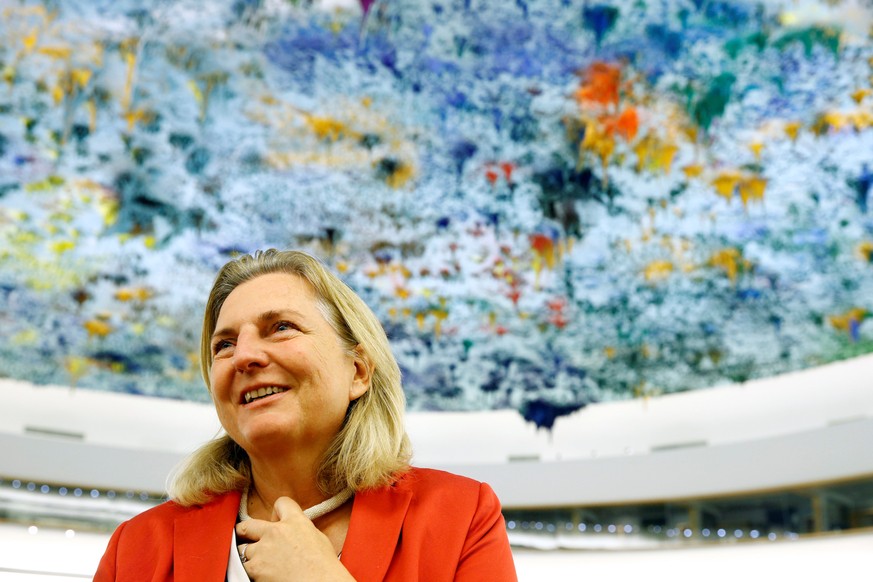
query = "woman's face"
xmin=209 ymin=272 xmax=369 ymax=460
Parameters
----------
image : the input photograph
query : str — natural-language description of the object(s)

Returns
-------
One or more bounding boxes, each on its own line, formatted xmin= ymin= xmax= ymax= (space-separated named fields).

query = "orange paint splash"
xmin=575 ymin=62 xmax=621 ymax=108
xmin=602 ymin=107 xmax=639 ymax=141
xmin=530 ymin=233 xmax=558 ymax=269
xmin=485 ymin=161 xmax=516 ymax=186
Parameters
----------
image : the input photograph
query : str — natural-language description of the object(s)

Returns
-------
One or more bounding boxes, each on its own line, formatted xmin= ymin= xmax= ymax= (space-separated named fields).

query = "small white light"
xmin=507 ymin=520 xmax=516 ymax=530
xmin=607 ymin=524 xmax=617 ymax=533
xmin=12 ymin=480 xmax=21 ymax=488
xmin=90 ymin=489 xmax=100 ymax=498
xmin=768 ymin=533 xmax=777 ymax=541
xmin=534 ymin=522 xmax=543 ymax=530
xmin=578 ymin=523 xmax=587 ymax=532
xmin=717 ymin=529 xmax=726 ymax=538
xmin=623 ymin=524 xmax=633 ymax=534
xmin=702 ymin=528 xmax=711 ymax=537
xmin=734 ymin=529 xmax=743 ymax=538
xmin=750 ymin=530 xmax=760 ymax=539
xmin=28 ymin=526 xmax=38 ymax=535
xmin=40 ymin=485 xmax=50 ymax=494
xmin=593 ymin=524 xmax=602 ymax=532
xmin=65 ymin=529 xmax=76 ymax=538
xmin=73 ymin=488 xmax=83 ymax=497
xmin=683 ymin=529 xmax=693 ymax=538
xmin=59 ymin=487 xmax=68 ymax=496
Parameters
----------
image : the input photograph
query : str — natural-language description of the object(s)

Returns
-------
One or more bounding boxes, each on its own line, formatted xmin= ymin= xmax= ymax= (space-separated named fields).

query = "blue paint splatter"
xmin=521 ymin=399 xmax=587 ymax=430
xmin=583 ymin=5 xmax=620 ymax=46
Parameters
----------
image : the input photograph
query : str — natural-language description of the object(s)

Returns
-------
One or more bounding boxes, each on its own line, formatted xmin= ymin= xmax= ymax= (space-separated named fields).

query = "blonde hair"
xmin=169 ymin=249 xmax=411 ymax=506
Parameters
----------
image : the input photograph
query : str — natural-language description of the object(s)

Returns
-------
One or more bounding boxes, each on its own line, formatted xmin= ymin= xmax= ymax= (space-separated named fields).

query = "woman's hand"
xmin=236 ymin=497 xmax=355 ymax=582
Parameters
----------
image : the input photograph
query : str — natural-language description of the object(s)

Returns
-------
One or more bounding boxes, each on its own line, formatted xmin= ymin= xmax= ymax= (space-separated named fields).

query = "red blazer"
xmin=94 ymin=467 xmax=517 ymax=581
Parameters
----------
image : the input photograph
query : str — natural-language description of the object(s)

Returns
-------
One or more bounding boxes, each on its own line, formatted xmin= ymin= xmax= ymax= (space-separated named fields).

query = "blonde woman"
xmin=94 ymin=249 xmax=517 ymax=582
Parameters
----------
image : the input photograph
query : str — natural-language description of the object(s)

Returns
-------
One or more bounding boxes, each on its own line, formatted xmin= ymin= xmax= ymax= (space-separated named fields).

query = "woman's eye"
xmin=213 ymin=340 xmax=233 ymax=354
xmin=276 ymin=321 xmax=297 ymax=332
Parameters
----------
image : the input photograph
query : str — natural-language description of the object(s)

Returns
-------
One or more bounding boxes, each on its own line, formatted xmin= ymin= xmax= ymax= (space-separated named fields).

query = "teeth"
xmin=244 ymin=386 xmax=287 ymax=403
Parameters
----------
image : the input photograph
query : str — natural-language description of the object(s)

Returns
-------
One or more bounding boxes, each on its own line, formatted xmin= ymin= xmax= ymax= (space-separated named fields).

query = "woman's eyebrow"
xmin=211 ymin=309 xmax=307 ymax=339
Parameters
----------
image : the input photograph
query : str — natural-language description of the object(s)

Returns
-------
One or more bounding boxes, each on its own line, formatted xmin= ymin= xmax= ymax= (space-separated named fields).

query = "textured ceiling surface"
xmin=0 ymin=0 xmax=871 ymax=427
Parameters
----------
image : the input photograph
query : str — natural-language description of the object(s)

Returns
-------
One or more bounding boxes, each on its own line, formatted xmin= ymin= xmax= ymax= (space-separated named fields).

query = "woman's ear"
xmin=349 ymin=345 xmax=372 ymax=401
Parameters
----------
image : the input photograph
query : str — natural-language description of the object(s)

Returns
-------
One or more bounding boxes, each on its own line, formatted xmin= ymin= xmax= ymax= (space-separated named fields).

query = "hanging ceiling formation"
xmin=0 ymin=0 xmax=871 ymax=426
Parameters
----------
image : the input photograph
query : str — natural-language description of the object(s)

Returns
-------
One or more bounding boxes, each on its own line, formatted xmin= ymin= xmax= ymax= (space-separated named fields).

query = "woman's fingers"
xmin=236 ymin=517 xmax=268 ymax=542
xmin=237 ymin=542 xmax=250 ymax=563
xmin=236 ymin=496 xmax=306 ymax=541
xmin=271 ymin=496 xmax=305 ymax=521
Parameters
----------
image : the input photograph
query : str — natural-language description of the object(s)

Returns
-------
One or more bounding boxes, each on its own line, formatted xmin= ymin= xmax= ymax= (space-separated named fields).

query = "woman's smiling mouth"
xmin=243 ymin=386 xmax=289 ymax=404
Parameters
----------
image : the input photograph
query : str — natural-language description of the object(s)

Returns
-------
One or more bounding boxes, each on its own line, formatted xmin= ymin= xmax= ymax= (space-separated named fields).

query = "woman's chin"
xmin=234 ymin=417 xmax=295 ymax=450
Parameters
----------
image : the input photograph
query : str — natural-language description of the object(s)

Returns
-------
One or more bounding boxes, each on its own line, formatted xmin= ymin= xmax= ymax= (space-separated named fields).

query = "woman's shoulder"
xmin=134 ymin=497 xmax=193 ymax=518
xmin=112 ymin=499 xmax=193 ymax=537
xmin=395 ymin=466 xmax=481 ymax=490
xmin=391 ymin=467 xmax=500 ymax=509
xmin=383 ymin=468 xmax=509 ymax=553
xmin=113 ymin=491 xmax=238 ymax=537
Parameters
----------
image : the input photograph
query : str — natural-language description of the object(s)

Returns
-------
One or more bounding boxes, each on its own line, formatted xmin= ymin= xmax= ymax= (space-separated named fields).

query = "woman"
xmin=94 ymin=249 xmax=517 ymax=581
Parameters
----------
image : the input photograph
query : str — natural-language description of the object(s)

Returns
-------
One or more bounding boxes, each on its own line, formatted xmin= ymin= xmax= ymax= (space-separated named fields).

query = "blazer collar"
xmin=341 ymin=481 xmax=413 ymax=582
xmin=175 ymin=490 xmax=242 ymax=582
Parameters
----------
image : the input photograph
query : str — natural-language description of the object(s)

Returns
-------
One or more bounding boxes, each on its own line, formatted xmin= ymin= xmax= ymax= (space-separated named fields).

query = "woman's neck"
xmin=247 ymin=454 xmax=326 ymax=519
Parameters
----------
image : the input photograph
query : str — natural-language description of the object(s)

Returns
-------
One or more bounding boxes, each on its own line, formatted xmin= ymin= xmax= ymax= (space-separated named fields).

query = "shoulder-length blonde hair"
xmin=169 ymin=249 xmax=411 ymax=506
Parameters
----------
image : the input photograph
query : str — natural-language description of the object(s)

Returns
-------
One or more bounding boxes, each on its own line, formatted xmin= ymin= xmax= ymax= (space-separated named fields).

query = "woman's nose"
xmin=232 ymin=330 xmax=269 ymax=371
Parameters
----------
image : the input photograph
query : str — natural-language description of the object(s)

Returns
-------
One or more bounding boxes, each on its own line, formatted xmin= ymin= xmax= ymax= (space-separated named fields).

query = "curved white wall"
xmin=439 ymin=419 xmax=873 ymax=506
xmin=1 ymin=354 xmax=872 ymax=506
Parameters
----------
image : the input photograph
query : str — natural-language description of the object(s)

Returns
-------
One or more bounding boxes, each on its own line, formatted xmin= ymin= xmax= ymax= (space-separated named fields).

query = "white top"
xmin=226 ymin=527 xmax=249 ymax=582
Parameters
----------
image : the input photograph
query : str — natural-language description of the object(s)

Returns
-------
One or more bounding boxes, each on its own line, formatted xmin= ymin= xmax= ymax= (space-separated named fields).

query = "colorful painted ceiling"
xmin=1 ymin=0 xmax=871 ymax=427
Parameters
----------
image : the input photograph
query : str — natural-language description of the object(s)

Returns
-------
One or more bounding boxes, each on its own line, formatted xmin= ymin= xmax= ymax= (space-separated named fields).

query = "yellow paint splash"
xmin=829 ymin=308 xmax=868 ymax=334
xmin=12 ymin=329 xmax=39 ymax=345
xmin=738 ymin=176 xmax=767 ymax=207
xmin=114 ymin=287 xmax=153 ymax=302
xmin=84 ymin=319 xmax=113 ymax=337
xmin=748 ymin=141 xmax=764 ymax=161
xmin=707 ymin=248 xmax=749 ymax=282
xmin=634 ymin=133 xmax=678 ymax=174
xmin=643 ymin=260 xmax=674 ymax=282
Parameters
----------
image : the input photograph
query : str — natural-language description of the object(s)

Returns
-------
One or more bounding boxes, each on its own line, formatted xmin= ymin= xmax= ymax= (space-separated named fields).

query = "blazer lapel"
xmin=174 ymin=491 xmax=242 ymax=582
xmin=341 ymin=483 xmax=413 ymax=582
